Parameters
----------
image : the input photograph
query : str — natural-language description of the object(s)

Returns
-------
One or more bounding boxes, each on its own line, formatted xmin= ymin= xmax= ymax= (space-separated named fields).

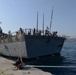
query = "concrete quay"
xmin=0 ymin=57 xmax=52 ymax=75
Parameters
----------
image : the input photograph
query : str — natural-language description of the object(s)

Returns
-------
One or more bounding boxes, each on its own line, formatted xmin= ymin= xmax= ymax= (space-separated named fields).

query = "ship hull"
xmin=25 ymin=35 xmax=65 ymax=58
xmin=0 ymin=35 xmax=65 ymax=59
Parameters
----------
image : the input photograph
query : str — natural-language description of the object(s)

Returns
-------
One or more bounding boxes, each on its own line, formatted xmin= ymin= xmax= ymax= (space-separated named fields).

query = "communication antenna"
xmin=36 ymin=11 xmax=39 ymax=32
xmin=42 ymin=13 xmax=44 ymax=35
xmin=50 ymin=7 xmax=54 ymax=33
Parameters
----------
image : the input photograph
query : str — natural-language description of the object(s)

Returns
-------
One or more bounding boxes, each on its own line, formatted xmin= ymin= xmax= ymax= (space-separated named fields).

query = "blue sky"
xmin=0 ymin=0 xmax=76 ymax=38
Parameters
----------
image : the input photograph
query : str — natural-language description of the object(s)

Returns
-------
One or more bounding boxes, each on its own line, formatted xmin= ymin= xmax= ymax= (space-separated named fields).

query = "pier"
xmin=0 ymin=57 xmax=52 ymax=75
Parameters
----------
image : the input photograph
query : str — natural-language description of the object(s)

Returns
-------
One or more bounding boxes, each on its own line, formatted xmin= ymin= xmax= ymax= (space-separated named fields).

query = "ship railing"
xmin=24 ymin=28 xmax=34 ymax=35
xmin=24 ymin=28 xmax=51 ymax=36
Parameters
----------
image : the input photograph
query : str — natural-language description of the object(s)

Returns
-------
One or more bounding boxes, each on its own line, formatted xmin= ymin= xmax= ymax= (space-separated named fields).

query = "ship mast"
xmin=42 ymin=13 xmax=44 ymax=35
xmin=36 ymin=11 xmax=38 ymax=32
xmin=50 ymin=7 xmax=54 ymax=33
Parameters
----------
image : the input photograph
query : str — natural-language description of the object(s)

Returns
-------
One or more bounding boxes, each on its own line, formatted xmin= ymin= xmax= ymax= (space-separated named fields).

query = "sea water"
xmin=24 ymin=39 xmax=76 ymax=75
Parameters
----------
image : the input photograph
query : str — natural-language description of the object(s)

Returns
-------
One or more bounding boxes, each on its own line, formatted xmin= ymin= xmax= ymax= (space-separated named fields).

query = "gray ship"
xmin=0 ymin=27 xmax=65 ymax=59
xmin=0 ymin=11 xmax=65 ymax=59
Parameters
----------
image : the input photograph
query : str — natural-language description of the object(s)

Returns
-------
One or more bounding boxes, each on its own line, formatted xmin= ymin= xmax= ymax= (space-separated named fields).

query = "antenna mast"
xmin=36 ymin=11 xmax=38 ymax=32
xmin=42 ymin=13 xmax=44 ymax=35
xmin=50 ymin=7 xmax=54 ymax=33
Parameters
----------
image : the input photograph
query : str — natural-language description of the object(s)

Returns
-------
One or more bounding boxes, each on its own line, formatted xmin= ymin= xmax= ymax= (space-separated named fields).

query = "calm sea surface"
xmin=1 ymin=39 xmax=76 ymax=75
xmin=24 ymin=39 xmax=76 ymax=75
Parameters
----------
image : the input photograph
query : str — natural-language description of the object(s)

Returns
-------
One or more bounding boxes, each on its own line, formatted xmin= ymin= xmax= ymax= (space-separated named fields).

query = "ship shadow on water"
xmin=24 ymin=55 xmax=65 ymax=66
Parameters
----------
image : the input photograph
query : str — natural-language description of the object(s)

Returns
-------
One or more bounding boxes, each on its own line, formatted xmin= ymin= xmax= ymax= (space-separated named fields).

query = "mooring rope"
xmin=24 ymin=65 xmax=76 ymax=68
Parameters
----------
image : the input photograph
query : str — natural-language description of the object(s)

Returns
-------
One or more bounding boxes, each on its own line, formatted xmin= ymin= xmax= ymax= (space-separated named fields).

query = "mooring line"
xmin=25 ymin=65 xmax=76 ymax=68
